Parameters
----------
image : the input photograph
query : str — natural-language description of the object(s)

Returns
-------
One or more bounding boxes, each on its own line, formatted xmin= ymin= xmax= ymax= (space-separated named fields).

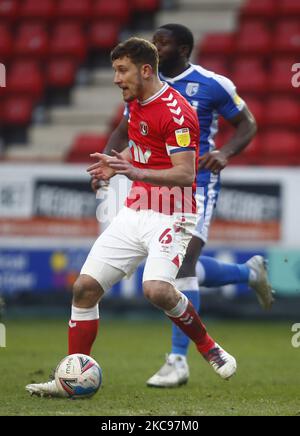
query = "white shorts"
xmin=81 ymin=207 xmax=197 ymax=290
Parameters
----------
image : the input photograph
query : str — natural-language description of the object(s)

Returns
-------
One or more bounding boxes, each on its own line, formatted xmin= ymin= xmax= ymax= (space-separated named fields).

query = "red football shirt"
xmin=125 ymin=83 xmax=200 ymax=215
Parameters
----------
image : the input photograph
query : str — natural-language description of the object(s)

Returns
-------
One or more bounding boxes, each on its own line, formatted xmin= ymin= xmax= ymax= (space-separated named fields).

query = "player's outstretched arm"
xmin=199 ymin=105 xmax=257 ymax=174
xmin=108 ymin=149 xmax=195 ymax=187
xmin=87 ymin=148 xmax=132 ymax=181
xmin=87 ymin=153 xmax=117 ymax=181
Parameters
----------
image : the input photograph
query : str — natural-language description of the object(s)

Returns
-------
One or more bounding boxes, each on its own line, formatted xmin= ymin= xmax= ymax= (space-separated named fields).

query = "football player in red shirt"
xmin=26 ymin=38 xmax=236 ymax=397
xmin=93 ymin=25 xmax=274 ymax=389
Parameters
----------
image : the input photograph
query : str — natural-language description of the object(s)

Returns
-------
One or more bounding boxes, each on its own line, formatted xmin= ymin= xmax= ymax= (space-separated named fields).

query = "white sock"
xmin=165 ymin=293 xmax=189 ymax=318
xmin=71 ymin=305 xmax=99 ymax=321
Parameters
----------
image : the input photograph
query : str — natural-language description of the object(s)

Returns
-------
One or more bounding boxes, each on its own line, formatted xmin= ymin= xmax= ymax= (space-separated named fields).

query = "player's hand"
xmin=87 ymin=153 xmax=117 ymax=181
xmin=108 ymin=150 xmax=144 ymax=181
xmin=198 ymin=150 xmax=228 ymax=174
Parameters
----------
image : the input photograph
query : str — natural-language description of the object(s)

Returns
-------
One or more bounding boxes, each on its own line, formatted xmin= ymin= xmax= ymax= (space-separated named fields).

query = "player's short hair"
xmin=111 ymin=37 xmax=159 ymax=74
xmin=158 ymin=24 xmax=194 ymax=57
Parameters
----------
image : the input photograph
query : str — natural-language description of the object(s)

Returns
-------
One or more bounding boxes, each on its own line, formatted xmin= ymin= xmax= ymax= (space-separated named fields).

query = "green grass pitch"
xmin=0 ymin=317 xmax=299 ymax=416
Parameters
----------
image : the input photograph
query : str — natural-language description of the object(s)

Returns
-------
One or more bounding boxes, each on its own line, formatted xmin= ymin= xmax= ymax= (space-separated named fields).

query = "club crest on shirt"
xmin=140 ymin=121 xmax=149 ymax=136
xmin=186 ymin=82 xmax=199 ymax=97
xmin=175 ymin=128 xmax=191 ymax=147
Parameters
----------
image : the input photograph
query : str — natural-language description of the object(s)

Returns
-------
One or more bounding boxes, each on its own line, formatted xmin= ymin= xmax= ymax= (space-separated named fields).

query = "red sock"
xmin=68 ymin=319 xmax=99 ymax=356
xmin=168 ymin=302 xmax=215 ymax=354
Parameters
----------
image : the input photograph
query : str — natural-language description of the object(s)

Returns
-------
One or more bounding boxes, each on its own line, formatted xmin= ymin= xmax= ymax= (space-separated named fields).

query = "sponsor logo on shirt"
xmin=129 ymin=140 xmax=152 ymax=164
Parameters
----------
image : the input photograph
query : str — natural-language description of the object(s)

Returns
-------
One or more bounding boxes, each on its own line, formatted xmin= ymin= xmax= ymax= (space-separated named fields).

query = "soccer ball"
xmin=54 ymin=353 xmax=102 ymax=399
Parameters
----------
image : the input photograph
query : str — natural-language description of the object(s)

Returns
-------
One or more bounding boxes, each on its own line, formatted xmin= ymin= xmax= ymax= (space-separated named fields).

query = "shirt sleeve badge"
xmin=175 ymin=128 xmax=191 ymax=147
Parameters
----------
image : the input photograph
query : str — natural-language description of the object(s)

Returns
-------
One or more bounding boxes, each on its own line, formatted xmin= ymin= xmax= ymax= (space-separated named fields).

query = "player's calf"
xmin=165 ymin=296 xmax=237 ymax=380
xmin=68 ymin=275 xmax=104 ymax=356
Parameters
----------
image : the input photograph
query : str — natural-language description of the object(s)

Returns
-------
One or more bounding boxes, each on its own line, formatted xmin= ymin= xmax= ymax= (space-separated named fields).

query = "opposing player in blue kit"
xmin=92 ymin=24 xmax=274 ymax=388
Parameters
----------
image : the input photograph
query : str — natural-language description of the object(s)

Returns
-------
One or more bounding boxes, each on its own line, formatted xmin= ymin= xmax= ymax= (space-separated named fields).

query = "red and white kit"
xmin=81 ymin=83 xmax=200 ymax=288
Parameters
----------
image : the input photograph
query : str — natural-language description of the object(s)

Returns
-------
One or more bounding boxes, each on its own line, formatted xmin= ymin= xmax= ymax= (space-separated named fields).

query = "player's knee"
xmin=143 ymin=281 xmax=177 ymax=310
xmin=73 ymin=275 xmax=103 ymax=306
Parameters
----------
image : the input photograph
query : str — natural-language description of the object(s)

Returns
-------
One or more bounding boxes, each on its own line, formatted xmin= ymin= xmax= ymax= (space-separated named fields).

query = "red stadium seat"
xmin=215 ymin=121 xmax=234 ymax=147
xmin=276 ymin=20 xmax=300 ymax=33
xmin=197 ymin=56 xmax=230 ymax=77
xmin=57 ymin=0 xmax=92 ymax=22
xmin=8 ymin=61 xmax=44 ymax=101
xmin=231 ymin=59 xmax=268 ymax=94
xmin=278 ymin=0 xmax=300 ymax=17
xmin=20 ymin=0 xmax=56 ymax=23
xmin=239 ymin=0 xmax=277 ymax=20
xmin=89 ymin=21 xmax=120 ymax=50
xmin=66 ymin=134 xmax=108 ymax=163
xmin=93 ymin=0 xmax=130 ymax=25
xmin=14 ymin=24 xmax=49 ymax=60
xmin=274 ymin=21 xmax=300 ymax=54
xmin=50 ymin=24 xmax=87 ymax=63
xmin=229 ymin=136 xmax=262 ymax=165
xmin=0 ymin=0 xmax=19 ymax=25
xmin=215 ymin=129 xmax=229 ymax=150
xmin=130 ymin=0 xmax=160 ymax=12
xmin=52 ymin=22 xmax=82 ymax=34
xmin=261 ymin=130 xmax=300 ymax=165
xmin=2 ymin=96 xmax=34 ymax=125
xmin=241 ymin=136 xmax=262 ymax=165
xmin=46 ymin=59 xmax=77 ymax=88
xmin=236 ymin=21 xmax=272 ymax=55
xmin=0 ymin=25 xmax=13 ymax=62
xmin=269 ymin=57 xmax=297 ymax=94
xmin=216 ymin=123 xmax=263 ymax=166
xmin=199 ymin=33 xmax=235 ymax=56
xmin=264 ymin=97 xmax=300 ymax=128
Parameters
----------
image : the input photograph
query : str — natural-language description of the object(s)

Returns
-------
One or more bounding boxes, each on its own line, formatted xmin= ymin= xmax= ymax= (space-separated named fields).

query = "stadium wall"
xmin=0 ymin=164 xmax=299 ymax=316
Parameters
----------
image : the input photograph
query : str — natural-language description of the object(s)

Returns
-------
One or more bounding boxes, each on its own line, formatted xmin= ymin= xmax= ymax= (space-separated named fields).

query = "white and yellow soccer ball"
xmin=54 ymin=354 xmax=102 ymax=399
